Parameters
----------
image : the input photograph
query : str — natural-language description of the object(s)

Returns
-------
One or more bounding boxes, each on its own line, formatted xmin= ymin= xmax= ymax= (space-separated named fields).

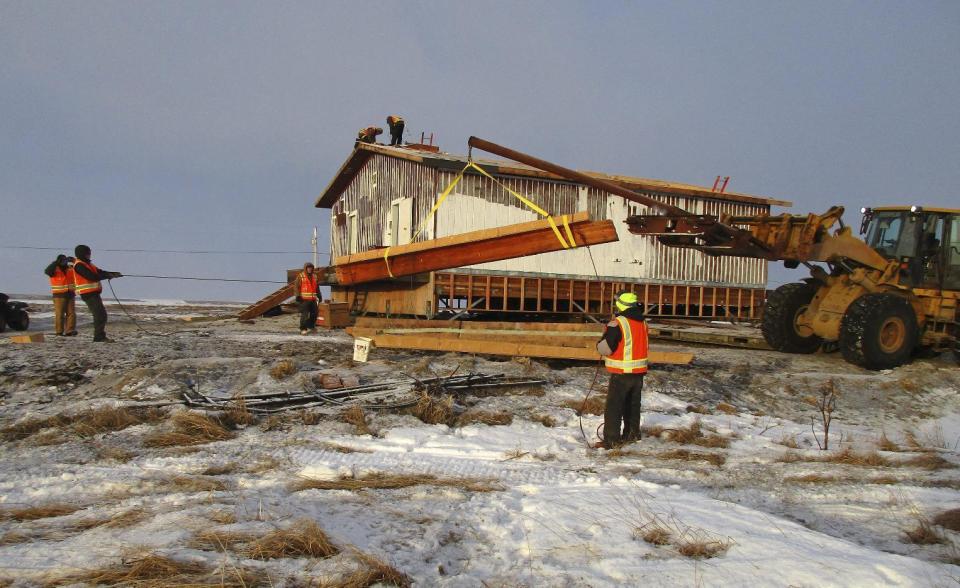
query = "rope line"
xmin=122 ymin=274 xmax=287 ymax=284
xmin=106 ymin=280 xmax=195 ymax=338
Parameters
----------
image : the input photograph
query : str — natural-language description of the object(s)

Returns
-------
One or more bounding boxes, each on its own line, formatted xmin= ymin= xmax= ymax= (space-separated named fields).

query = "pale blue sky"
xmin=2 ymin=1 xmax=958 ymax=301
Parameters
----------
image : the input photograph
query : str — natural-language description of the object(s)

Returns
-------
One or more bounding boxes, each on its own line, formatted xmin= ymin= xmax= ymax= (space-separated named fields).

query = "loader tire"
xmin=761 ymin=283 xmax=822 ymax=354
xmin=840 ymin=293 xmax=918 ymax=370
xmin=0 ymin=314 xmax=5 ymax=333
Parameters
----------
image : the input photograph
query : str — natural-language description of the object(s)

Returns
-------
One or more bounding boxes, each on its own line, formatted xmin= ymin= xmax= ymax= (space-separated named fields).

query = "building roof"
xmin=314 ymin=142 xmax=793 ymax=209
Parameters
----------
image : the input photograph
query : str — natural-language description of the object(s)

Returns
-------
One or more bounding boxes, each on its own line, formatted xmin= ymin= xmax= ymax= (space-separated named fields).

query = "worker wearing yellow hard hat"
xmin=595 ymin=291 xmax=649 ymax=447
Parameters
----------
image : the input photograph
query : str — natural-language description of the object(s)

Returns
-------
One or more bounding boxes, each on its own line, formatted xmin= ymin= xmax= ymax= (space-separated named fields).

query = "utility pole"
xmin=312 ymin=227 xmax=318 ymax=268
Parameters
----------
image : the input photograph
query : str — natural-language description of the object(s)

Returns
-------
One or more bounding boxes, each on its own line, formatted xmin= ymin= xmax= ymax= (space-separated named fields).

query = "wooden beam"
xmin=237 ymin=283 xmax=296 ymax=320
xmin=330 ymin=211 xmax=618 ymax=286
xmin=364 ymin=333 xmax=693 ymax=364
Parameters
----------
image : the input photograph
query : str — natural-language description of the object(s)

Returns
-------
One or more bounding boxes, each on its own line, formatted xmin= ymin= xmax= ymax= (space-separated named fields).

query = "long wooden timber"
xmin=350 ymin=331 xmax=694 ymax=365
xmin=350 ymin=317 xmax=769 ymax=350
xmin=331 ymin=211 xmax=618 ymax=286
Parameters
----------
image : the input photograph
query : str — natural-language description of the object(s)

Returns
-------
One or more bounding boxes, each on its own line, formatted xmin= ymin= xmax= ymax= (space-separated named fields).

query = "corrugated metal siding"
xmin=329 ymin=155 xmax=768 ymax=288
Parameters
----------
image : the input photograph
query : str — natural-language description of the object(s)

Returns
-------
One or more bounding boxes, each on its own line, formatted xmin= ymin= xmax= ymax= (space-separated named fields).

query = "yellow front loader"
xmin=466 ymin=137 xmax=960 ymax=370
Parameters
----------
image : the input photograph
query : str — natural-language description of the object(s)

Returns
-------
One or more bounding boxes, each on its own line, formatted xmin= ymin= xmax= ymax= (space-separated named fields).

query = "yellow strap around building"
xmin=381 ymin=159 xmax=578 ymax=278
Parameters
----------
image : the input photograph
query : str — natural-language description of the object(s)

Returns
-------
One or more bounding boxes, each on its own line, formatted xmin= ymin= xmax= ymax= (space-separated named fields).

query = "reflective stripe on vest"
xmin=604 ymin=316 xmax=649 ymax=374
xmin=73 ymin=260 xmax=102 ymax=295
xmin=299 ymin=272 xmax=318 ymax=300
xmin=50 ymin=267 xmax=74 ymax=294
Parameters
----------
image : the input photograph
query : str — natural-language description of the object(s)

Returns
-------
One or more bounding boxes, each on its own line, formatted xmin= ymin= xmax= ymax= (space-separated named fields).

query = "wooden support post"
xmin=485 ymin=275 xmax=492 ymax=311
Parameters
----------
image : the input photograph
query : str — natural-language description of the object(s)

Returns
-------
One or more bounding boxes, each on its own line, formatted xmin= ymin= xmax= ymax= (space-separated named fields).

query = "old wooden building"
xmin=315 ymin=142 xmax=791 ymax=320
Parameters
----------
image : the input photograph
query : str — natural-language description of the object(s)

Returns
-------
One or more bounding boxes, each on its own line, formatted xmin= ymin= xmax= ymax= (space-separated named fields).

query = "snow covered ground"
xmin=0 ymin=299 xmax=958 ymax=586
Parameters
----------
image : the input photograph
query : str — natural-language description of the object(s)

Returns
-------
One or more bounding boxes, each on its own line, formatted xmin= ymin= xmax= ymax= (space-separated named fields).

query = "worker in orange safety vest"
xmin=73 ymin=244 xmax=122 ymax=342
xmin=596 ymin=291 xmax=649 ymax=447
xmin=357 ymin=126 xmax=383 ymax=145
xmin=294 ymin=262 xmax=323 ymax=335
xmin=44 ymin=254 xmax=77 ymax=336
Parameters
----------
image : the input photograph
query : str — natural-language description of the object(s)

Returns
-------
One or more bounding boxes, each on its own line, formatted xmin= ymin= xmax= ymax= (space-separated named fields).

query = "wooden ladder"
xmin=237 ymin=283 xmax=296 ymax=320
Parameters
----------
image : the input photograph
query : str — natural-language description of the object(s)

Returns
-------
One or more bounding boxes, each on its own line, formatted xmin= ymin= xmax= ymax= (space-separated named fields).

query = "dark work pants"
xmin=82 ymin=293 xmax=108 ymax=341
xmin=299 ymin=299 xmax=318 ymax=330
xmin=603 ymin=373 xmax=644 ymax=445
xmin=389 ymin=121 xmax=404 ymax=145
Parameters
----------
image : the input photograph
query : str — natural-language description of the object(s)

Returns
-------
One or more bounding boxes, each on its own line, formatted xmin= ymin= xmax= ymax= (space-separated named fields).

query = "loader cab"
xmin=861 ymin=206 xmax=960 ymax=290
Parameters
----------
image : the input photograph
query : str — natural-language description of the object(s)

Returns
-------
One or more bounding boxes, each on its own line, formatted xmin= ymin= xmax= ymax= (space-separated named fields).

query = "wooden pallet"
xmin=237 ymin=283 xmax=296 ymax=320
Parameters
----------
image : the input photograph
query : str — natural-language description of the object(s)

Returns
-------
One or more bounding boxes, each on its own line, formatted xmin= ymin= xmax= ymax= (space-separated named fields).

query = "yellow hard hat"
xmin=615 ymin=292 xmax=639 ymax=312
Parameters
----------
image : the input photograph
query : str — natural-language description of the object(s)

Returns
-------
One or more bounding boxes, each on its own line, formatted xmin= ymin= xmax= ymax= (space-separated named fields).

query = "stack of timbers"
xmin=183 ymin=372 xmax=547 ymax=415
xmin=345 ymin=318 xmax=762 ymax=362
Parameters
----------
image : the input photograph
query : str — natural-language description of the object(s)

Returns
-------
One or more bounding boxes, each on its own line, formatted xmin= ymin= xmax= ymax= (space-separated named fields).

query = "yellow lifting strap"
xmin=381 ymin=160 xmax=577 ymax=278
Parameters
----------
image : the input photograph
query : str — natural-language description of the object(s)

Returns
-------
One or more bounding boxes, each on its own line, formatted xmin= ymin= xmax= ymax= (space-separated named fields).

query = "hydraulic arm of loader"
xmin=467 ymin=137 xmax=890 ymax=272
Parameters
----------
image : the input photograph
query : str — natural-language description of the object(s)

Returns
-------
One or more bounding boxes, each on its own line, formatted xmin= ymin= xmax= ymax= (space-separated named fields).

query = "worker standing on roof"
xmin=73 ymin=245 xmax=122 ymax=342
xmin=294 ymin=262 xmax=323 ymax=335
xmin=386 ymin=115 xmax=404 ymax=146
xmin=596 ymin=292 xmax=649 ymax=448
xmin=44 ymin=254 xmax=77 ymax=337
xmin=356 ymin=126 xmax=383 ymax=145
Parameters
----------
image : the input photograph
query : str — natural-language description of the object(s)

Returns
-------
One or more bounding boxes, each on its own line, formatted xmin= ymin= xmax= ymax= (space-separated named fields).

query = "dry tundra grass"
xmin=341 ymin=405 xmax=372 ymax=435
xmin=332 ymin=549 xmax=413 ymax=588
xmin=0 ymin=503 xmax=81 ymax=522
xmin=291 ymin=473 xmax=503 ymax=493
xmin=531 ymin=413 xmax=558 ymax=427
xmin=643 ymin=419 xmax=730 ymax=449
xmin=455 ymin=410 xmax=513 ymax=427
xmin=634 ymin=515 xmax=733 ymax=559
xmin=245 ymin=519 xmax=340 ymax=560
xmin=160 ymin=474 xmax=228 ymax=493
xmin=877 ymin=432 xmax=902 ymax=452
xmin=408 ymin=392 xmax=454 ymax=425
xmin=657 ymin=449 xmax=726 ymax=467
xmin=561 ymin=394 xmax=606 ymax=416
xmin=903 ymin=518 xmax=946 ymax=545
xmin=142 ymin=411 xmax=235 ymax=447
xmin=933 ymin=508 xmax=960 ymax=532
xmin=220 ymin=395 xmax=257 ymax=429
xmin=715 ymin=402 xmax=738 ymax=415
xmin=70 ymin=508 xmax=149 ymax=532
xmin=270 ymin=359 xmax=297 ymax=380
xmin=777 ymin=447 xmax=954 ymax=470
xmin=1 ymin=406 xmax=165 ymax=442
xmin=49 ymin=553 xmax=265 ymax=587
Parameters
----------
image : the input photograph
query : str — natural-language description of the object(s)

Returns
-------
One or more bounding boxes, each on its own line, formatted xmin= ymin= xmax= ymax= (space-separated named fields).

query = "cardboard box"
xmin=315 ymin=302 xmax=351 ymax=329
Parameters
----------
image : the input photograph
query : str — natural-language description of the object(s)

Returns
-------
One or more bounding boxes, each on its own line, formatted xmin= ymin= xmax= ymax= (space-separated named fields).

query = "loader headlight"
xmin=910 ymin=205 xmax=922 ymax=213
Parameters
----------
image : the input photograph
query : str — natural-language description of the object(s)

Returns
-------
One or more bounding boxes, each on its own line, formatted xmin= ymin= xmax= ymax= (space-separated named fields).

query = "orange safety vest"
xmin=73 ymin=260 xmax=102 ymax=295
xmin=50 ymin=267 xmax=75 ymax=295
xmin=298 ymin=272 xmax=318 ymax=301
xmin=387 ymin=115 xmax=403 ymax=125
xmin=604 ymin=316 xmax=649 ymax=374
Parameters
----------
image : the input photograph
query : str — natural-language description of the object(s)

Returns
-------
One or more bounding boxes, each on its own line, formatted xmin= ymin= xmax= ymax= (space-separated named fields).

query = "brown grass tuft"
xmin=902 ymin=453 xmax=954 ymax=470
xmin=933 ymin=508 xmax=960 ymax=532
xmin=785 ymin=473 xmax=844 ymax=484
xmin=190 ymin=529 xmax=256 ymax=552
xmin=1 ymin=414 xmax=75 ymax=442
xmin=73 ymin=407 xmax=145 ymax=437
xmin=291 ymin=473 xmax=502 ymax=493
xmin=143 ymin=411 xmax=235 ymax=447
xmin=162 ymin=475 xmax=228 ymax=493
xmin=48 ymin=553 xmax=263 ymax=587
xmin=903 ymin=519 xmax=945 ymax=545
xmin=643 ymin=419 xmax=730 ymax=449
xmin=201 ymin=461 xmax=238 ymax=476
xmin=637 ymin=525 xmax=672 ymax=546
xmin=0 ymin=503 xmax=81 ymax=521
xmin=408 ymin=392 xmax=454 ymax=425
xmin=95 ymin=444 xmax=136 ymax=463
xmin=341 ymin=405 xmax=372 ymax=435
xmin=317 ymin=442 xmax=373 ymax=454
xmin=220 ymin=395 xmax=257 ymax=429
xmin=676 ymin=536 xmax=733 ymax=559
xmin=270 ymin=359 xmax=297 ymax=380
xmin=71 ymin=508 xmax=148 ymax=531
xmin=32 ymin=430 xmax=69 ymax=446
xmin=207 ymin=510 xmax=238 ymax=525
xmin=335 ymin=549 xmax=413 ymax=588
xmin=877 ymin=432 xmax=901 ymax=452
xmin=0 ymin=531 xmax=31 ymax=545
xmin=302 ymin=411 xmax=324 ymax=425
xmin=822 ymin=448 xmax=890 ymax=467
xmin=455 ymin=410 xmax=513 ymax=427
xmin=715 ymin=402 xmax=738 ymax=415
xmin=777 ymin=433 xmax=799 ymax=449
xmin=531 ymin=413 xmax=558 ymax=427
xmin=244 ymin=519 xmax=339 ymax=560
xmin=2 ymin=406 xmax=165 ymax=443
xmin=658 ymin=449 xmax=725 ymax=467
xmin=562 ymin=394 xmax=606 ymax=416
